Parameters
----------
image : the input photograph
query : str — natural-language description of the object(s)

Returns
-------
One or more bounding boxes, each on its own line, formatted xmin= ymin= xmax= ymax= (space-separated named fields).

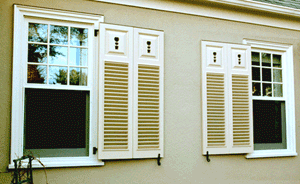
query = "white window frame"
xmin=243 ymin=39 xmax=297 ymax=158
xmin=10 ymin=5 xmax=104 ymax=169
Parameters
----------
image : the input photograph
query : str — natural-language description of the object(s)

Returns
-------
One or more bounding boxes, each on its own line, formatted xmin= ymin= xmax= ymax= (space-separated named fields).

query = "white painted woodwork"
xmin=133 ymin=28 xmax=164 ymax=158
xmin=99 ymin=23 xmax=133 ymax=159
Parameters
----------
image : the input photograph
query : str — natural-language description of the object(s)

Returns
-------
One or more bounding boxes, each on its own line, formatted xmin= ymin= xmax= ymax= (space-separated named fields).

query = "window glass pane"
xmin=28 ymin=44 xmax=47 ymax=63
xmin=70 ymin=47 xmax=88 ymax=66
xmin=50 ymin=25 xmax=68 ymax=45
xmin=274 ymin=84 xmax=283 ymax=97
xmin=49 ymin=46 xmax=68 ymax=65
xmin=273 ymin=69 xmax=282 ymax=82
xmin=28 ymin=23 xmax=48 ymax=43
xmin=273 ymin=54 xmax=282 ymax=68
xmin=252 ymin=82 xmax=261 ymax=96
xmin=70 ymin=67 xmax=87 ymax=86
xmin=253 ymin=100 xmax=286 ymax=149
xmin=70 ymin=27 xmax=88 ymax=46
xmin=263 ymin=83 xmax=272 ymax=97
xmin=24 ymin=89 xmax=89 ymax=157
xmin=251 ymin=52 xmax=260 ymax=66
xmin=27 ymin=65 xmax=47 ymax=84
xmin=262 ymin=68 xmax=271 ymax=82
xmin=262 ymin=53 xmax=271 ymax=67
xmin=252 ymin=67 xmax=260 ymax=81
xmin=49 ymin=66 xmax=67 ymax=85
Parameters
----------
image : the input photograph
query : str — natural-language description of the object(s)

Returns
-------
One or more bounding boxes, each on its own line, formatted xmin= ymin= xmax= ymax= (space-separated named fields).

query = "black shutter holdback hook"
xmin=157 ymin=154 xmax=161 ymax=166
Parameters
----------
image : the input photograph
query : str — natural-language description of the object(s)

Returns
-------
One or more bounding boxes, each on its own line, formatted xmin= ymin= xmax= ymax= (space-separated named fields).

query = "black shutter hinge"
xmin=94 ymin=29 xmax=99 ymax=37
xmin=93 ymin=147 xmax=98 ymax=155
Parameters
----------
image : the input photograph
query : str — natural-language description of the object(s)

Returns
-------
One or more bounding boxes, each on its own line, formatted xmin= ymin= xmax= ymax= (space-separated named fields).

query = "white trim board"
xmin=93 ymin=0 xmax=300 ymax=31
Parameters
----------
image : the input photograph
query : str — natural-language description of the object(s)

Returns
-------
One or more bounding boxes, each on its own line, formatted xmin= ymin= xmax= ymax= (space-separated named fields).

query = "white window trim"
xmin=10 ymin=5 xmax=104 ymax=169
xmin=243 ymin=39 xmax=297 ymax=158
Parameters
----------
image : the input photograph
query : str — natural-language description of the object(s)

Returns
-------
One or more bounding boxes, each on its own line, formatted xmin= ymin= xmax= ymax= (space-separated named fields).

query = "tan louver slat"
xmin=206 ymin=73 xmax=226 ymax=147
xmin=104 ymin=61 xmax=129 ymax=150
xmin=232 ymin=74 xmax=251 ymax=146
xmin=138 ymin=64 xmax=160 ymax=150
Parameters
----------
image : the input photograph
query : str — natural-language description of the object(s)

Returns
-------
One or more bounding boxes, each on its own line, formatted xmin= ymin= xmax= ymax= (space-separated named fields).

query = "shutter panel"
xmin=202 ymin=41 xmax=253 ymax=155
xmin=202 ymin=42 xmax=230 ymax=154
xmin=228 ymin=44 xmax=253 ymax=153
xmin=133 ymin=28 xmax=164 ymax=158
xmin=99 ymin=23 xmax=133 ymax=159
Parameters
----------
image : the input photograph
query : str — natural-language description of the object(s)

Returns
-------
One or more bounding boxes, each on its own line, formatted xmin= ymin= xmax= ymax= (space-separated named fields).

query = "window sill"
xmin=246 ymin=150 xmax=297 ymax=158
xmin=8 ymin=157 xmax=104 ymax=169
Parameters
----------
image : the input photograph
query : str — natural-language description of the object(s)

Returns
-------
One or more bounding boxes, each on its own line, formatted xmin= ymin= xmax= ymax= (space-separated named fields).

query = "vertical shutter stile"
xmin=98 ymin=24 xmax=133 ymax=159
xmin=133 ymin=28 xmax=164 ymax=158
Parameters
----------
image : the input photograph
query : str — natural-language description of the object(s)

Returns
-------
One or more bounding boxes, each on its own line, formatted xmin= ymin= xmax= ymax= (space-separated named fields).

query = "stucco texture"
xmin=1 ymin=0 xmax=300 ymax=183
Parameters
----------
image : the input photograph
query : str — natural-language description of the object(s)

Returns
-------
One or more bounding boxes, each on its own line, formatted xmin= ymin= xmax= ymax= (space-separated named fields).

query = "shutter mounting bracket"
xmin=157 ymin=154 xmax=161 ymax=166
xmin=93 ymin=147 xmax=98 ymax=155
xmin=206 ymin=151 xmax=210 ymax=162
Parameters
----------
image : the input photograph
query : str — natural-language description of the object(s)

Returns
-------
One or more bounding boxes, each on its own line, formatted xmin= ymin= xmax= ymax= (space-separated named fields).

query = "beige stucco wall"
xmin=1 ymin=0 xmax=300 ymax=183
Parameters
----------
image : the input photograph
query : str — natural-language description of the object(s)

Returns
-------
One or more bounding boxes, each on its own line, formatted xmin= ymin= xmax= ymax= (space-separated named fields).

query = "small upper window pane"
xmin=262 ymin=53 xmax=271 ymax=67
xmin=50 ymin=25 xmax=68 ymax=45
xmin=70 ymin=48 xmax=88 ymax=66
xmin=252 ymin=52 xmax=260 ymax=66
xmin=28 ymin=23 xmax=48 ymax=43
xmin=49 ymin=46 xmax=68 ymax=65
xmin=273 ymin=54 xmax=282 ymax=68
xmin=28 ymin=44 xmax=47 ymax=63
xmin=70 ymin=27 xmax=88 ymax=46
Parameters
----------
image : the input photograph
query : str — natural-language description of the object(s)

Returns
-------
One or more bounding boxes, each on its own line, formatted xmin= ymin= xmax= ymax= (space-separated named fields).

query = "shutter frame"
xmin=133 ymin=28 xmax=164 ymax=158
xmin=202 ymin=41 xmax=253 ymax=155
xmin=98 ymin=23 xmax=133 ymax=159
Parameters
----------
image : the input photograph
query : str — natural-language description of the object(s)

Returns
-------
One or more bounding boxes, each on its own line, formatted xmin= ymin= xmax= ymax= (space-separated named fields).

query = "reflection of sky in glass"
xmin=70 ymin=48 xmax=87 ymax=66
xmin=28 ymin=23 xmax=48 ymax=43
xmin=50 ymin=46 xmax=68 ymax=65
xmin=71 ymin=27 xmax=88 ymax=46
xmin=49 ymin=66 xmax=67 ymax=85
xmin=50 ymin=25 xmax=68 ymax=45
xmin=28 ymin=44 xmax=47 ymax=63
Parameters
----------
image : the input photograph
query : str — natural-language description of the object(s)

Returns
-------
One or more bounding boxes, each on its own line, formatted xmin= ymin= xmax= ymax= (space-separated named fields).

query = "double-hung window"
xmin=201 ymin=40 xmax=297 ymax=158
xmin=244 ymin=39 xmax=297 ymax=158
xmin=10 ymin=5 xmax=164 ymax=168
xmin=10 ymin=5 xmax=104 ymax=168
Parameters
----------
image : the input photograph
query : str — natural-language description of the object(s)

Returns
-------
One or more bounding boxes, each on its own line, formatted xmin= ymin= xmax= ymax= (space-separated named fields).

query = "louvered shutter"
xmin=99 ymin=24 xmax=133 ymax=159
xmin=133 ymin=28 xmax=164 ymax=158
xmin=202 ymin=41 xmax=253 ymax=155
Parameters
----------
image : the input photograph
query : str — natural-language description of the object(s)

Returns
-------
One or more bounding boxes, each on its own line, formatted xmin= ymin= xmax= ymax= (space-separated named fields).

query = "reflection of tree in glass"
xmin=50 ymin=25 xmax=68 ymax=45
xmin=55 ymin=69 xmax=67 ymax=84
xmin=71 ymin=28 xmax=88 ymax=46
xmin=28 ymin=65 xmax=45 ymax=83
xmin=28 ymin=23 xmax=47 ymax=43
xmin=70 ymin=69 xmax=87 ymax=85
xmin=28 ymin=44 xmax=47 ymax=63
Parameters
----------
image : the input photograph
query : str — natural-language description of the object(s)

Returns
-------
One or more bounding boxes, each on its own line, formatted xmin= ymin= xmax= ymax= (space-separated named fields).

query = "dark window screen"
xmin=253 ymin=100 xmax=284 ymax=144
xmin=24 ymin=88 xmax=89 ymax=149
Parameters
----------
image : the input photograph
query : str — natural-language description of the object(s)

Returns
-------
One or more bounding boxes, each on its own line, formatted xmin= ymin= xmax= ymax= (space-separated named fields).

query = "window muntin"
xmin=251 ymin=50 xmax=286 ymax=150
xmin=27 ymin=22 xmax=89 ymax=86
